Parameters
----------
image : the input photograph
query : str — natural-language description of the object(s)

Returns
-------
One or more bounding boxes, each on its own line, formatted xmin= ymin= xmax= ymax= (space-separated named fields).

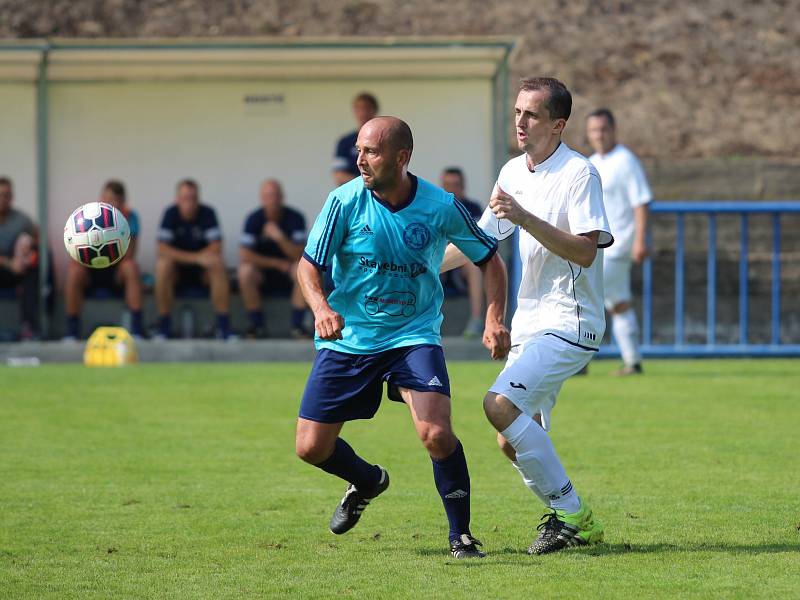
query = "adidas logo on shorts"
xmin=427 ymin=376 xmax=443 ymax=387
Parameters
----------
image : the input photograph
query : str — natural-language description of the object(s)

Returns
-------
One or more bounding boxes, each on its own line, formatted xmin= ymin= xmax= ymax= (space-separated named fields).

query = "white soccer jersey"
xmin=478 ymin=143 xmax=613 ymax=350
xmin=589 ymin=144 xmax=651 ymax=259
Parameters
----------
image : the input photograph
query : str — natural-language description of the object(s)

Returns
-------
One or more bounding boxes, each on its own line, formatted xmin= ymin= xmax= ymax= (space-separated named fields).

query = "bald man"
xmin=296 ymin=116 xmax=511 ymax=558
xmin=238 ymin=179 xmax=308 ymax=338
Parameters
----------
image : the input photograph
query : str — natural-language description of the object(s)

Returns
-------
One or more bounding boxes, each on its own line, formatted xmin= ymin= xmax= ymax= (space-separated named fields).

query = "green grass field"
xmin=1 ymin=360 xmax=799 ymax=599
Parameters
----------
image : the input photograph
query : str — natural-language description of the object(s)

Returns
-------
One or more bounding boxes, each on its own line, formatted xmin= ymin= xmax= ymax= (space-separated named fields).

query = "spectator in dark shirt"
xmin=238 ymin=179 xmax=308 ymax=338
xmin=441 ymin=167 xmax=485 ymax=338
xmin=0 ymin=176 xmax=39 ymax=339
xmin=155 ymin=179 xmax=232 ymax=339
xmin=63 ymin=180 xmax=144 ymax=339
xmin=332 ymin=92 xmax=379 ymax=186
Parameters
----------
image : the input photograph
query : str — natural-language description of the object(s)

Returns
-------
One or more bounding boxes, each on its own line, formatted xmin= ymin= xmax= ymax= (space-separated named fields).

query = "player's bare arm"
xmin=479 ymin=252 xmax=511 ymax=360
xmin=490 ymin=186 xmax=599 ymax=268
xmin=632 ymin=203 xmax=650 ymax=264
xmin=297 ymin=256 xmax=344 ymax=340
xmin=439 ymin=243 xmax=470 ymax=273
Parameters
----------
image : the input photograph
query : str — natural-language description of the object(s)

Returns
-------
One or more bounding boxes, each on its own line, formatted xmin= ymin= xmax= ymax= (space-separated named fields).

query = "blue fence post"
xmin=739 ymin=214 xmax=749 ymax=345
xmin=674 ymin=213 xmax=685 ymax=346
xmin=707 ymin=213 xmax=716 ymax=346
xmin=771 ymin=213 xmax=781 ymax=345
xmin=642 ymin=226 xmax=653 ymax=346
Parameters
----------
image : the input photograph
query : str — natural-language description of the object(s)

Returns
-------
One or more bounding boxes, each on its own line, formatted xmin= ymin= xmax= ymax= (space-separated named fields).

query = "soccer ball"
xmin=64 ymin=202 xmax=130 ymax=269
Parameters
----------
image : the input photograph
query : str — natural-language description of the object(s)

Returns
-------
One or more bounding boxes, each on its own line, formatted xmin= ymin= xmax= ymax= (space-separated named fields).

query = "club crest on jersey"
xmin=403 ymin=222 xmax=430 ymax=250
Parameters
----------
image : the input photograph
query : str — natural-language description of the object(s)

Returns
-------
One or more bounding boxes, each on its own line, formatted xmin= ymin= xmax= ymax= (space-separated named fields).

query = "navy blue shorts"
xmin=299 ymin=344 xmax=450 ymax=424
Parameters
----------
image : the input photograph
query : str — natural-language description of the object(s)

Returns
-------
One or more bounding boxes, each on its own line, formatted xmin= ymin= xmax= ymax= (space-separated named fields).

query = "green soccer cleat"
xmin=527 ymin=501 xmax=604 ymax=555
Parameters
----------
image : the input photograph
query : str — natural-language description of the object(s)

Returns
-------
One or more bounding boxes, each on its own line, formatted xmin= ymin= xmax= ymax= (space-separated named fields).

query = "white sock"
xmin=511 ymin=460 xmax=549 ymax=505
xmin=612 ymin=308 xmax=641 ymax=366
xmin=501 ymin=413 xmax=580 ymax=513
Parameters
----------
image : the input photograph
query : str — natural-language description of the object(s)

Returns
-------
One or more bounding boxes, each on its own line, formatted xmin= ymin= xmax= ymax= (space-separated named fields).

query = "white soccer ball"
xmin=63 ymin=202 xmax=130 ymax=269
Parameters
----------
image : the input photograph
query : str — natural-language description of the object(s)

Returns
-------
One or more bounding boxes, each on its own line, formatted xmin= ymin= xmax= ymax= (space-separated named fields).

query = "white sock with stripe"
xmin=612 ymin=308 xmax=642 ymax=367
xmin=501 ymin=412 xmax=581 ymax=513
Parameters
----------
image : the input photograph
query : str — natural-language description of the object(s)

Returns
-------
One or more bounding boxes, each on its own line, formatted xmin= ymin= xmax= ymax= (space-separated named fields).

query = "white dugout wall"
xmin=0 ymin=38 xmax=516 ymax=288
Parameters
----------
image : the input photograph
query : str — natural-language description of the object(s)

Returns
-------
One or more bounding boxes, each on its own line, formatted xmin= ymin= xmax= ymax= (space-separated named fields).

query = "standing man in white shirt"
xmin=442 ymin=77 xmax=613 ymax=555
xmin=587 ymin=108 xmax=652 ymax=375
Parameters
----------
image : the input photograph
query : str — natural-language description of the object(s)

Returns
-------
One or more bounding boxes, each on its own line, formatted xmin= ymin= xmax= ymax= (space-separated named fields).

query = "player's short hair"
xmin=387 ymin=119 xmax=414 ymax=156
xmin=587 ymin=107 xmax=616 ymax=128
xmin=442 ymin=167 xmax=465 ymax=182
xmin=0 ymin=176 xmax=12 ymax=188
xmin=176 ymin=178 xmax=199 ymax=193
xmin=353 ymin=92 xmax=379 ymax=113
xmin=103 ymin=179 xmax=126 ymax=201
xmin=519 ymin=77 xmax=572 ymax=121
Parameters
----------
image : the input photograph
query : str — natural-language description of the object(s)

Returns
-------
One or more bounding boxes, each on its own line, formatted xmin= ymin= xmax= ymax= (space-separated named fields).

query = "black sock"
xmin=216 ymin=313 xmax=231 ymax=337
xmin=431 ymin=440 xmax=471 ymax=543
xmin=316 ymin=438 xmax=381 ymax=495
xmin=130 ymin=310 xmax=143 ymax=336
xmin=248 ymin=310 xmax=264 ymax=328
xmin=158 ymin=314 xmax=171 ymax=337
xmin=65 ymin=315 xmax=80 ymax=338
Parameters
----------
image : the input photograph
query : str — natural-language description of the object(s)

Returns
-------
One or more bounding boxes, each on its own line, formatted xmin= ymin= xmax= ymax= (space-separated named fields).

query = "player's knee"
xmin=483 ymin=392 xmax=517 ymax=431
xmin=483 ymin=392 xmax=503 ymax=422
xmin=418 ymin=424 xmax=456 ymax=456
xmin=295 ymin=437 xmax=332 ymax=465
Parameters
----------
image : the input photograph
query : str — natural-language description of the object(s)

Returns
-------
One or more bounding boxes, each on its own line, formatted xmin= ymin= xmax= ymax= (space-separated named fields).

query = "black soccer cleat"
xmin=450 ymin=534 xmax=486 ymax=559
xmin=329 ymin=466 xmax=389 ymax=535
xmin=528 ymin=503 xmax=604 ymax=555
xmin=527 ymin=509 xmax=580 ymax=555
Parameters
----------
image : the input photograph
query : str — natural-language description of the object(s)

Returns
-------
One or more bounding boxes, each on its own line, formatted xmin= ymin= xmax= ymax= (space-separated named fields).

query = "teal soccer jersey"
xmin=303 ymin=174 xmax=498 ymax=353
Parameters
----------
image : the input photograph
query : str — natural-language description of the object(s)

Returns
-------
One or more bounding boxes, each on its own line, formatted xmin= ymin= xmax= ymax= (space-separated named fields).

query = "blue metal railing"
xmin=611 ymin=201 xmax=800 ymax=357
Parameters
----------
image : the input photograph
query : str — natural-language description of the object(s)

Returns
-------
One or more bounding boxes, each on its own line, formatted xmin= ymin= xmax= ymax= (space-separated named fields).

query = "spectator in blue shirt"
xmin=63 ymin=180 xmax=144 ymax=339
xmin=332 ymin=92 xmax=379 ymax=186
xmin=238 ymin=179 xmax=309 ymax=338
xmin=155 ymin=179 xmax=232 ymax=339
xmin=440 ymin=167 xmax=486 ymax=338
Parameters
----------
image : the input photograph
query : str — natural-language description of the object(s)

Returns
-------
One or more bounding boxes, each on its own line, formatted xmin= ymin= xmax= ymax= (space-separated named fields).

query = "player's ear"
xmin=397 ymin=148 xmax=411 ymax=168
xmin=553 ymin=118 xmax=567 ymax=135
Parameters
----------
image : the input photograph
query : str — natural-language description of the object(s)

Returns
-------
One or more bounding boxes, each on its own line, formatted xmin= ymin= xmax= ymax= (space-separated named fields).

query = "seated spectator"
xmin=155 ymin=179 xmax=232 ymax=339
xmin=238 ymin=179 xmax=309 ymax=338
xmin=0 ymin=176 xmax=39 ymax=339
xmin=332 ymin=92 xmax=379 ymax=186
xmin=440 ymin=167 xmax=485 ymax=338
xmin=63 ymin=180 xmax=144 ymax=339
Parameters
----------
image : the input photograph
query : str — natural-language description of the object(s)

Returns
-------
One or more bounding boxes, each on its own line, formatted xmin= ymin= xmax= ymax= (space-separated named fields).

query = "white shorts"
xmin=489 ymin=334 xmax=595 ymax=431
xmin=603 ymin=256 xmax=633 ymax=309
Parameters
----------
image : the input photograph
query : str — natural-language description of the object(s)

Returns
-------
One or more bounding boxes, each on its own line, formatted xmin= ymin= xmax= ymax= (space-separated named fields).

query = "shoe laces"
xmin=454 ymin=533 xmax=482 ymax=549
xmin=536 ymin=510 xmax=562 ymax=535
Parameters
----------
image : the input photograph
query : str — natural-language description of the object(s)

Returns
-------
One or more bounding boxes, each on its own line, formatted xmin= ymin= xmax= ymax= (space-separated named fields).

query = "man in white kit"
xmin=587 ymin=108 xmax=652 ymax=375
xmin=443 ymin=77 xmax=613 ymax=555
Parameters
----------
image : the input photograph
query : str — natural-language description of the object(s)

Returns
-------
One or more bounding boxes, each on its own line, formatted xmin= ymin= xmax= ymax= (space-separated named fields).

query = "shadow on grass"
xmin=416 ymin=542 xmax=799 ymax=560
xmin=585 ymin=542 xmax=800 ymax=556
